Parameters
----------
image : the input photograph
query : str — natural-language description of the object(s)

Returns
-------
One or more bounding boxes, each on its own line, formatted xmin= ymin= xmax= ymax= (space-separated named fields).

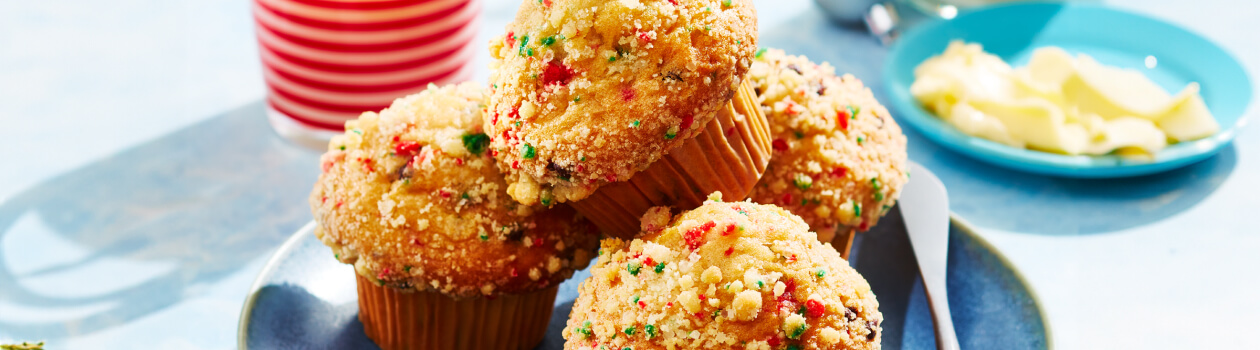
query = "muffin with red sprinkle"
xmin=309 ymin=83 xmax=600 ymax=350
xmin=486 ymin=0 xmax=771 ymax=238
xmin=563 ymin=193 xmax=883 ymax=350
xmin=746 ymin=49 xmax=908 ymax=253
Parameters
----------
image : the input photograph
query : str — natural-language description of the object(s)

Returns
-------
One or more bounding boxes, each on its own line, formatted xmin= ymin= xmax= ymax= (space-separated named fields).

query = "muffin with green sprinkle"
xmin=485 ymin=0 xmax=771 ymax=238
xmin=563 ymin=193 xmax=883 ymax=350
xmin=309 ymin=82 xmax=601 ymax=350
xmin=746 ymin=49 xmax=908 ymax=253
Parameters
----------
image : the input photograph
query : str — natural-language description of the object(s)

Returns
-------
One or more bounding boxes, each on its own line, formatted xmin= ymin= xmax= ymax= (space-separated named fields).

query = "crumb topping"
xmin=309 ymin=83 xmax=601 ymax=298
xmin=485 ymin=0 xmax=760 ymax=205
xmin=563 ymin=196 xmax=882 ymax=350
xmin=747 ymin=49 xmax=909 ymax=236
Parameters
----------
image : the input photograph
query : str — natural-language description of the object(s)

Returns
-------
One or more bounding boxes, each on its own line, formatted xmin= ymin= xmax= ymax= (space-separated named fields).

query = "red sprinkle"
xmin=721 ymin=223 xmax=737 ymax=236
xmin=831 ymin=166 xmax=849 ymax=178
xmin=837 ymin=109 xmax=850 ymax=130
xmin=512 ymin=160 xmax=520 ymax=169
xmin=637 ymin=301 xmax=647 ymax=309
xmin=334 ymin=201 xmax=343 ymax=208
xmin=680 ymin=114 xmax=694 ymax=131
xmin=805 ymin=299 xmax=826 ymax=318
xmin=378 ymin=267 xmax=391 ymax=279
xmin=394 ymin=141 xmax=421 ymax=157
xmin=505 ymin=31 xmax=516 ymax=47
xmin=360 ymin=158 xmax=374 ymax=172
xmin=772 ymin=139 xmax=789 ymax=151
xmin=667 ymin=302 xmax=674 ymax=308
xmin=440 ymin=190 xmax=452 ymax=198
xmin=576 ymin=164 xmax=585 ymax=173
xmin=533 ymin=237 xmax=544 ymax=247
xmin=767 ymin=337 xmax=781 ymax=347
xmin=540 ymin=61 xmax=575 ymax=87
xmin=684 ymin=221 xmax=717 ymax=250
xmin=621 ymin=87 xmax=635 ymax=101
xmin=726 ymin=127 xmax=736 ymax=136
xmin=637 ymin=31 xmax=652 ymax=43
xmin=510 ymin=268 xmax=519 ymax=277
xmin=411 ymin=238 xmax=423 ymax=246
xmin=643 ymin=256 xmax=654 ymax=266
xmin=455 ymin=158 xmax=464 ymax=165
xmin=321 ymin=196 xmax=327 ymax=203
xmin=724 ymin=246 xmax=734 ymax=256
xmin=698 ymin=294 xmax=707 ymax=301
xmin=858 ymin=220 xmax=870 ymax=231
xmin=780 ymin=193 xmax=793 ymax=205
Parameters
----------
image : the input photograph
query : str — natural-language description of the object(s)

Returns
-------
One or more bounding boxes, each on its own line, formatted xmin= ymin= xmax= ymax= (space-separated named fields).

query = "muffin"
xmin=486 ymin=0 xmax=770 ymax=238
xmin=309 ymin=83 xmax=601 ymax=350
xmin=563 ymin=193 xmax=883 ymax=350
xmin=746 ymin=49 xmax=908 ymax=254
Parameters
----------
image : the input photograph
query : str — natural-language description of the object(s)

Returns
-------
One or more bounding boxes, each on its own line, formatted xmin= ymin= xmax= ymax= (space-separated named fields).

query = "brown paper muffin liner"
xmin=571 ymin=80 xmax=773 ymax=239
xmin=356 ymin=275 xmax=558 ymax=350
xmin=830 ymin=227 xmax=857 ymax=261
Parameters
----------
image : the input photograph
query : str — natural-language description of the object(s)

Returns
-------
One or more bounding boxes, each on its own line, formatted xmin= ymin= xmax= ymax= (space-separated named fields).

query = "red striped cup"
xmin=254 ymin=0 xmax=480 ymax=148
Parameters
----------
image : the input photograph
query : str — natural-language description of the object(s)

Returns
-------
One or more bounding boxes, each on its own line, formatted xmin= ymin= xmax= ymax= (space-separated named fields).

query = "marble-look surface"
xmin=0 ymin=0 xmax=1256 ymax=349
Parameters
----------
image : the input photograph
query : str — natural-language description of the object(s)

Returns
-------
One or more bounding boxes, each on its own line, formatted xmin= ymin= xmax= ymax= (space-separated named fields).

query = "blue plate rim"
xmin=235 ymin=217 xmax=1052 ymax=349
xmin=883 ymin=1 xmax=1253 ymax=178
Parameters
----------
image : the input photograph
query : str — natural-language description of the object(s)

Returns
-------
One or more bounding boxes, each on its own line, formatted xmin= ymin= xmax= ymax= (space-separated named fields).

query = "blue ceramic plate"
xmin=237 ymin=212 xmax=1049 ymax=349
xmin=884 ymin=2 xmax=1252 ymax=177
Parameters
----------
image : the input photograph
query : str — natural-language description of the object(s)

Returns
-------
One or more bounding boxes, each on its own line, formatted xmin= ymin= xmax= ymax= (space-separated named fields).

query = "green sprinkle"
xmin=665 ymin=126 xmax=679 ymax=139
xmin=654 ymin=262 xmax=666 ymax=274
xmin=756 ymin=280 xmax=765 ymax=289
xmin=787 ymin=345 xmax=802 ymax=350
xmin=797 ymin=305 xmax=807 ymax=315
xmin=623 ymin=347 xmax=632 ymax=350
xmin=627 ymin=261 xmax=642 ymax=276
xmin=338 ymin=145 xmax=346 ymax=150
xmin=376 ymin=279 xmax=384 ymax=286
xmin=631 ymin=295 xmax=640 ymax=303
xmin=461 ymin=192 xmax=470 ymax=199
xmin=580 ymin=156 xmax=587 ymax=161
xmin=608 ymin=56 xmax=617 ymax=62
xmin=521 ymin=143 xmax=536 ymax=159
xmin=541 ymin=194 xmax=553 ymax=206
xmin=520 ymin=35 xmax=530 ymax=48
xmin=624 ymin=326 xmax=636 ymax=336
xmin=334 ymin=253 xmax=339 ymax=260
xmin=704 ymin=25 xmax=711 ymax=31
xmin=794 ymin=174 xmax=813 ymax=190
xmin=404 ymin=266 xmax=411 ymax=272
xmin=458 ymin=132 xmax=486 ymax=154
xmin=854 ymin=200 xmax=863 ymax=217
xmin=630 ymin=120 xmax=641 ymax=128
xmin=645 ymin=324 xmax=658 ymax=338
xmin=351 ymin=129 xmax=362 ymax=135
xmin=403 ymin=178 xmax=410 ymax=185
xmin=875 ymin=192 xmax=885 ymax=201
xmin=578 ymin=321 xmax=593 ymax=338
xmin=871 ymin=177 xmax=882 ymax=191
xmin=479 ymin=233 xmax=489 ymax=241
xmin=516 ymin=121 xmax=523 ymax=127
xmin=541 ymin=35 xmax=557 ymax=46
xmin=857 ymin=136 xmax=865 ymax=145
xmin=722 ymin=0 xmax=732 ymax=6
xmin=882 ymin=204 xmax=893 ymax=212
xmin=755 ymin=48 xmax=767 ymax=58
xmin=800 ymin=198 xmax=808 ymax=206
xmin=705 ymin=6 xmax=711 ymax=12
xmin=815 ymin=268 xmax=827 ymax=278
xmin=573 ymin=96 xmax=581 ymax=102
xmin=711 ymin=309 xmax=722 ymax=319
xmin=526 ymin=47 xmax=534 ymax=56
xmin=847 ymin=105 xmax=860 ymax=119
xmin=794 ymin=130 xmax=804 ymax=139
xmin=788 ymin=323 xmax=808 ymax=339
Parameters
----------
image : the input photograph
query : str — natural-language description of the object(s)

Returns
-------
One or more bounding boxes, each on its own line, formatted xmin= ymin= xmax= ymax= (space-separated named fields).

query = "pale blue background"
xmin=1 ymin=0 xmax=1257 ymax=349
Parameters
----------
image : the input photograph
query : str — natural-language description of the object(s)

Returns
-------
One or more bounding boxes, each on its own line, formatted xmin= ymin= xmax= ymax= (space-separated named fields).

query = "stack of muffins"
xmin=308 ymin=0 xmax=907 ymax=349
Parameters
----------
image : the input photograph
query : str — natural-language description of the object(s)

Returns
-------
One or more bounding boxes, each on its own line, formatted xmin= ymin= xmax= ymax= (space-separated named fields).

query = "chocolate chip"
xmin=504 ymin=226 xmax=527 ymax=242
xmin=865 ymin=321 xmax=878 ymax=341
xmin=845 ymin=307 xmax=858 ymax=321
xmin=664 ymin=70 xmax=684 ymax=82
xmin=787 ymin=64 xmax=802 ymax=75
xmin=396 ymin=157 xmax=415 ymax=181
xmin=754 ymin=86 xmax=763 ymax=96
xmin=816 ymin=81 xmax=827 ymax=96
xmin=547 ymin=161 xmax=573 ymax=181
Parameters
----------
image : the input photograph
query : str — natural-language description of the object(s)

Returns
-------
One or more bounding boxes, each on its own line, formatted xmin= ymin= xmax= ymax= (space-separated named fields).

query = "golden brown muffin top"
xmin=485 ymin=0 xmax=759 ymax=205
xmin=309 ymin=83 xmax=600 ymax=298
xmin=747 ymin=49 xmax=909 ymax=235
xmin=563 ymin=194 xmax=882 ymax=350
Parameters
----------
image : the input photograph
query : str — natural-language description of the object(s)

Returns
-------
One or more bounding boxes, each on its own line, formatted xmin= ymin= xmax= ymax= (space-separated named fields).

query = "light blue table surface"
xmin=0 ymin=0 xmax=1256 ymax=349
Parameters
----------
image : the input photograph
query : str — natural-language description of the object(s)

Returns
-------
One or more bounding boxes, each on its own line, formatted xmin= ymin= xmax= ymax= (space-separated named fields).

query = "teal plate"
xmin=238 ymin=211 xmax=1049 ymax=349
xmin=884 ymin=2 xmax=1252 ymax=177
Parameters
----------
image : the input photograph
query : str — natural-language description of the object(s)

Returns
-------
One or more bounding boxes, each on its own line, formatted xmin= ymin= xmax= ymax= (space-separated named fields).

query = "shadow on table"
xmin=0 ymin=101 xmax=319 ymax=337
xmin=759 ymin=9 xmax=1238 ymax=235
xmin=904 ymin=125 xmax=1238 ymax=235
xmin=245 ymin=284 xmax=372 ymax=350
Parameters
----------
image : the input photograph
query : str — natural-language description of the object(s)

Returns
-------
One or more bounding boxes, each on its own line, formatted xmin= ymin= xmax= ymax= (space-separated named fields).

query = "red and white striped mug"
xmin=253 ymin=0 xmax=480 ymax=147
